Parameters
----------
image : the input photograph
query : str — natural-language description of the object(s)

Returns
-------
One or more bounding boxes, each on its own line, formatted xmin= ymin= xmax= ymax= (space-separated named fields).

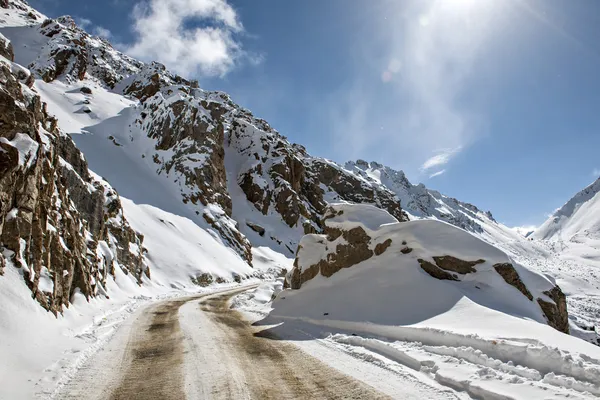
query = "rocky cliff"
xmin=0 ymin=31 xmax=146 ymax=314
xmin=0 ymin=3 xmax=410 ymax=263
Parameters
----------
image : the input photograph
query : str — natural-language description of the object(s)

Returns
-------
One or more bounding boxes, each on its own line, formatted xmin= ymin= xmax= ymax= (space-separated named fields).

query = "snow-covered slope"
xmin=345 ymin=160 xmax=498 ymax=233
xmin=535 ymin=177 xmax=600 ymax=242
xmin=1 ymin=0 xmax=600 ymax=397
xmin=251 ymin=204 xmax=600 ymax=399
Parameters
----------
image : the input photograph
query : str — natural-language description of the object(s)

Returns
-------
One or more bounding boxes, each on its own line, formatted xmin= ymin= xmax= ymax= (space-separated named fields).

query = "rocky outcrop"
xmin=288 ymin=207 xmax=389 ymax=289
xmin=289 ymin=224 xmax=375 ymax=290
xmin=24 ymin=15 xmax=142 ymax=86
xmin=538 ymin=287 xmax=569 ymax=334
xmin=418 ymin=256 xmax=484 ymax=280
xmin=418 ymin=259 xmax=458 ymax=281
xmin=0 ymin=33 xmax=13 ymax=61
xmin=130 ymin=68 xmax=252 ymax=264
xmin=493 ymin=263 xmax=533 ymax=301
xmin=432 ymin=256 xmax=485 ymax=274
xmin=313 ymin=160 xmax=408 ymax=223
xmin=493 ymin=263 xmax=568 ymax=333
xmin=374 ymin=239 xmax=392 ymax=256
xmin=0 ymin=51 xmax=146 ymax=314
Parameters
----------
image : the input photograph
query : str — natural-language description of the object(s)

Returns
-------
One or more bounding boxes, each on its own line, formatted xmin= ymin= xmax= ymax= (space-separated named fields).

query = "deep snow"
xmin=0 ymin=1 xmax=599 ymax=398
xmin=234 ymin=204 xmax=600 ymax=399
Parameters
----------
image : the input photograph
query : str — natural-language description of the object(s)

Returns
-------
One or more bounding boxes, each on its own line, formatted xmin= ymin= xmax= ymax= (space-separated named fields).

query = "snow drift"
xmin=281 ymin=203 xmax=568 ymax=333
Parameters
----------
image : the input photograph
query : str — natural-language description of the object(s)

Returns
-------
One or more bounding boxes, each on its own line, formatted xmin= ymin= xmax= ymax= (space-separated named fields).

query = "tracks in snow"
xmin=55 ymin=287 xmax=389 ymax=400
xmin=328 ymin=332 xmax=600 ymax=399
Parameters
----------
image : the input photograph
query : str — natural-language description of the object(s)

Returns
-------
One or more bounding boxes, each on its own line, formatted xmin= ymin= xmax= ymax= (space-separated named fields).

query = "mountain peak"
xmin=534 ymin=177 xmax=600 ymax=241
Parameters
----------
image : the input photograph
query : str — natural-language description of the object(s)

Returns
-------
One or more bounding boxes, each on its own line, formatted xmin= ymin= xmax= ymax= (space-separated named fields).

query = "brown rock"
xmin=418 ymin=259 xmax=459 ymax=281
xmin=432 ymin=256 xmax=485 ymax=275
xmin=374 ymin=239 xmax=392 ymax=256
xmin=400 ymin=247 xmax=413 ymax=254
xmin=291 ymin=225 xmax=374 ymax=289
xmin=0 ymin=34 xmax=14 ymax=61
xmin=0 ymin=55 xmax=146 ymax=313
xmin=246 ymin=222 xmax=265 ymax=236
xmin=537 ymin=286 xmax=569 ymax=334
xmin=493 ymin=263 xmax=533 ymax=301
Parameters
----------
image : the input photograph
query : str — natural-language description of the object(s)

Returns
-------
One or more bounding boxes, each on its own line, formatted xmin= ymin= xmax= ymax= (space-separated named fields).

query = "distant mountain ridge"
xmin=534 ymin=177 xmax=600 ymax=242
xmin=345 ymin=160 xmax=498 ymax=234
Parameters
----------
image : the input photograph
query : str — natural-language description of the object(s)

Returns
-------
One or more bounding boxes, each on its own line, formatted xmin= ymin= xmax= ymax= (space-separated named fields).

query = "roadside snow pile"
xmin=284 ymin=203 xmax=568 ymax=333
xmin=254 ymin=203 xmax=600 ymax=399
xmin=231 ymin=279 xmax=284 ymax=318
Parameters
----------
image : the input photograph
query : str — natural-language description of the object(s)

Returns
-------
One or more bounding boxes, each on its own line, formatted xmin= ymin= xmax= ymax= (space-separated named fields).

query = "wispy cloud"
xmin=124 ymin=0 xmax=249 ymax=78
xmin=593 ymin=168 xmax=600 ymax=177
xmin=77 ymin=17 xmax=113 ymax=39
xmin=323 ymin=1 xmax=497 ymax=176
xmin=421 ymin=147 xmax=461 ymax=171
xmin=429 ymin=169 xmax=446 ymax=179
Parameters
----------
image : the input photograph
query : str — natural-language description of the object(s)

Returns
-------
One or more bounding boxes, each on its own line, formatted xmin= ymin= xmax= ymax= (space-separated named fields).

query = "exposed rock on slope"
xmin=0 ymin=35 xmax=146 ymax=314
xmin=0 ymin=5 xmax=414 ymax=262
xmin=287 ymin=204 xmax=569 ymax=333
xmin=0 ymin=6 xmax=412 ymax=261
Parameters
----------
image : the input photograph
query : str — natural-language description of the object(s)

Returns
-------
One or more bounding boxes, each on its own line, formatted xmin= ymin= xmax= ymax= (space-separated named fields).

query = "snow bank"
xmin=255 ymin=204 xmax=600 ymax=399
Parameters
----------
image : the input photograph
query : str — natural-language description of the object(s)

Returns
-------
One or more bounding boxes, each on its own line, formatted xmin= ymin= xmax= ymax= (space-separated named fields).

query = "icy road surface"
xmin=54 ymin=287 xmax=395 ymax=399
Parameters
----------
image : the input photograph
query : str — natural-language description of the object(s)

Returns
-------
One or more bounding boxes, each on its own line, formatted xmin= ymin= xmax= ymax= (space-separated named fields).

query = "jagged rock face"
xmin=346 ymin=160 xmax=496 ymax=233
xmin=0 ymin=47 xmax=146 ymax=314
xmin=23 ymin=15 xmax=142 ymax=86
xmin=538 ymin=287 xmax=569 ymax=334
xmin=130 ymin=69 xmax=253 ymax=264
xmin=494 ymin=263 xmax=533 ymax=301
xmin=1 ymin=5 xmax=410 ymax=264
xmin=232 ymin=121 xmax=324 ymax=231
xmin=231 ymin=119 xmax=408 ymax=240
xmin=0 ymin=33 xmax=13 ymax=61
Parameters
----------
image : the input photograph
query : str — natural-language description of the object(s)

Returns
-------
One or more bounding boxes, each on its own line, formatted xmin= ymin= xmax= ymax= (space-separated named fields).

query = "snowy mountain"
xmin=0 ymin=0 xmax=595 ymax=326
xmin=2 ymin=0 xmax=411 ymax=267
xmin=534 ymin=177 xmax=600 ymax=242
xmin=345 ymin=160 xmax=497 ymax=233
xmin=2 ymin=1 xmax=600 ymax=398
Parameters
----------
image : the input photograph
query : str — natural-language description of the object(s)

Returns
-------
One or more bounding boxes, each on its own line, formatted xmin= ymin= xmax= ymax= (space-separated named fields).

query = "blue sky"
xmin=29 ymin=0 xmax=600 ymax=228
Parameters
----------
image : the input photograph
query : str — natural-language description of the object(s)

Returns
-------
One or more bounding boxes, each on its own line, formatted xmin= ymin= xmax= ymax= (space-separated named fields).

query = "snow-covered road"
xmin=53 ymin=284 xmax=600 ymax=400
xmin=54 ymin=287 xmax=391 ymax=399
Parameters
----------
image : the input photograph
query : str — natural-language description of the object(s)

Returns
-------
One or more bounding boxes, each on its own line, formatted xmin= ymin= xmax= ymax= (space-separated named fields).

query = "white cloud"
xmin=323 ymin=1 xmax=498 ymax=176
xmin=124 ymin=0 xmax=246 ymax=77
xmin=77 ymin=17 xmax=112 ymax=39
xmin=428 ymin=169 xmax=446 ymax=179
xmin=421 ymin=147 xmax=461 ymax=171
xmin=93 ymin=26 xmax=112 ymax=39
xmin=592 ymin=168 xmax=600 ymax=177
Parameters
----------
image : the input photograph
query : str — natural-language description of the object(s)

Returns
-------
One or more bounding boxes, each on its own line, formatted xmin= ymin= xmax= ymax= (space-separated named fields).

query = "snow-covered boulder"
xmin=285 ymin=203 xmax=569 ymax=333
